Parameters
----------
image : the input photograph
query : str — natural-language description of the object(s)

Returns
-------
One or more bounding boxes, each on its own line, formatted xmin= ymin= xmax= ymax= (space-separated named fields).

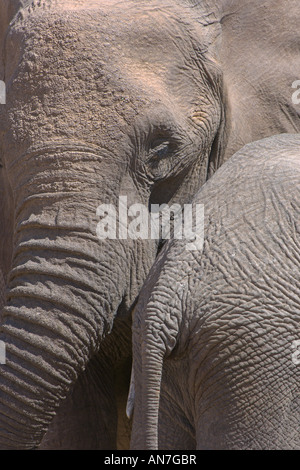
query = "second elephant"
xmin=131 ymin=133 xmax=300 ymax=450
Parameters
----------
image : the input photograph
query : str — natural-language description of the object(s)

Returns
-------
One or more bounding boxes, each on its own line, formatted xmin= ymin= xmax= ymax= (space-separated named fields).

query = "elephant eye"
xmin=148 ymin=138 xmax=172 ymax=161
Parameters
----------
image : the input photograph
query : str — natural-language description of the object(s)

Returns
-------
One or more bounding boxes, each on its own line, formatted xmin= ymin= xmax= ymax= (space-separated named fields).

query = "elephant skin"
xmin=0 ymin=0 xmax=299 ymax=449
xmin=131 ymin=134 xmax=300 ymax=450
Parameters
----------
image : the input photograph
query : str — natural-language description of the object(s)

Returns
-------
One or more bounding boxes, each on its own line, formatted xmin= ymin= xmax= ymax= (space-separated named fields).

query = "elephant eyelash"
xmin=149 ymin=139 xmax=171 ymax=160
xmin=147 ymin=131 xmax=180 ymax=160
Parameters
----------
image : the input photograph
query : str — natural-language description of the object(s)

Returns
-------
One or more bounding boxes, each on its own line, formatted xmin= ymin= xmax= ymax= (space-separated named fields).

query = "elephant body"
xmin=0 ymin=0 xmax=299 ymax=449
xmin=131 ymin=133 xmax=300 ymax=450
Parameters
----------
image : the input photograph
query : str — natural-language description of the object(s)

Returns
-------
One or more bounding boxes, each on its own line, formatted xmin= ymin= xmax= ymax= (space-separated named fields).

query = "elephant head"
xmin=0 ymin=0 xmax=299 ymax=449
xmin=131 ymin=133 xmax=300 ymax=450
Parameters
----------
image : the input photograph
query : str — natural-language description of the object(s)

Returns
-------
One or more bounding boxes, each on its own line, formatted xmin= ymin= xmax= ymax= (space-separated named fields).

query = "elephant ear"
xmin=201 ymin=0 xmax=300 ymax=170
xmin=205 ymin=66 xmax=229 ymax=179
xmin=220 ymin=0 xmax=300 ymax=162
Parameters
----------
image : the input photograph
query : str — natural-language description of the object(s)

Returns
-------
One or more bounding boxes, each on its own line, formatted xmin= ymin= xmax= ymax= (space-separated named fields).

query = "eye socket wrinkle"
xmin=150 ymin=137 xmax=170 ymax=150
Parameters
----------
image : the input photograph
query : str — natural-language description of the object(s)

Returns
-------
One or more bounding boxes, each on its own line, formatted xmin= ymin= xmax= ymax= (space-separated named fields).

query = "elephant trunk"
xmin=131 ymin=318 xmax=165 ymax=450
xmin=0 ymin=146 xmax=127 ymax=449
xmin=141 ymin=345 xmax=164 ymax=450
xmin=132 ymin=296 xmax=180 ymax=450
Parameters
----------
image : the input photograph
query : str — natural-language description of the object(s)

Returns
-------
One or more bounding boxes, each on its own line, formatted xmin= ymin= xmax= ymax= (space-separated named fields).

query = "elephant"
xmin=0 ymin=0 xmax=300 ymax=449
xmin=130 ymin=133 xmax=300 ymax=450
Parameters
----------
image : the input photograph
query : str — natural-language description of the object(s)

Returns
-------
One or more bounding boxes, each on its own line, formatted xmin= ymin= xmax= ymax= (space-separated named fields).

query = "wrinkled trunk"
xmin=0 ymin=147 xmax=130 ymax=449
xmin=131 ymin=258 xmax=183 ymax=450
xmin=130 ymin=344 xmax=164 ymax=450
xmin=140 ymin=349 xmax=164 ymax=450
xmin=131 ymin=307 xmax=178 ymax=450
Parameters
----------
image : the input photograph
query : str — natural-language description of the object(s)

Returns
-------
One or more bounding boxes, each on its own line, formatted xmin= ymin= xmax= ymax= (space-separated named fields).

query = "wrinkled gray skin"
xmin=0 ymin=0 xmax=299 ymax=449
xmin=131 ymin=134 xmax=300 ymax=450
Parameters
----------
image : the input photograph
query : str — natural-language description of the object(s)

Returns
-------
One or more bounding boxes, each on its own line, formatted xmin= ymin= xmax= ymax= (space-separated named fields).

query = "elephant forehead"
xmin=12 ymin=1 xmax=199 ymax=95
xmin=6 ymin=2 xmax=208 ymax=144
